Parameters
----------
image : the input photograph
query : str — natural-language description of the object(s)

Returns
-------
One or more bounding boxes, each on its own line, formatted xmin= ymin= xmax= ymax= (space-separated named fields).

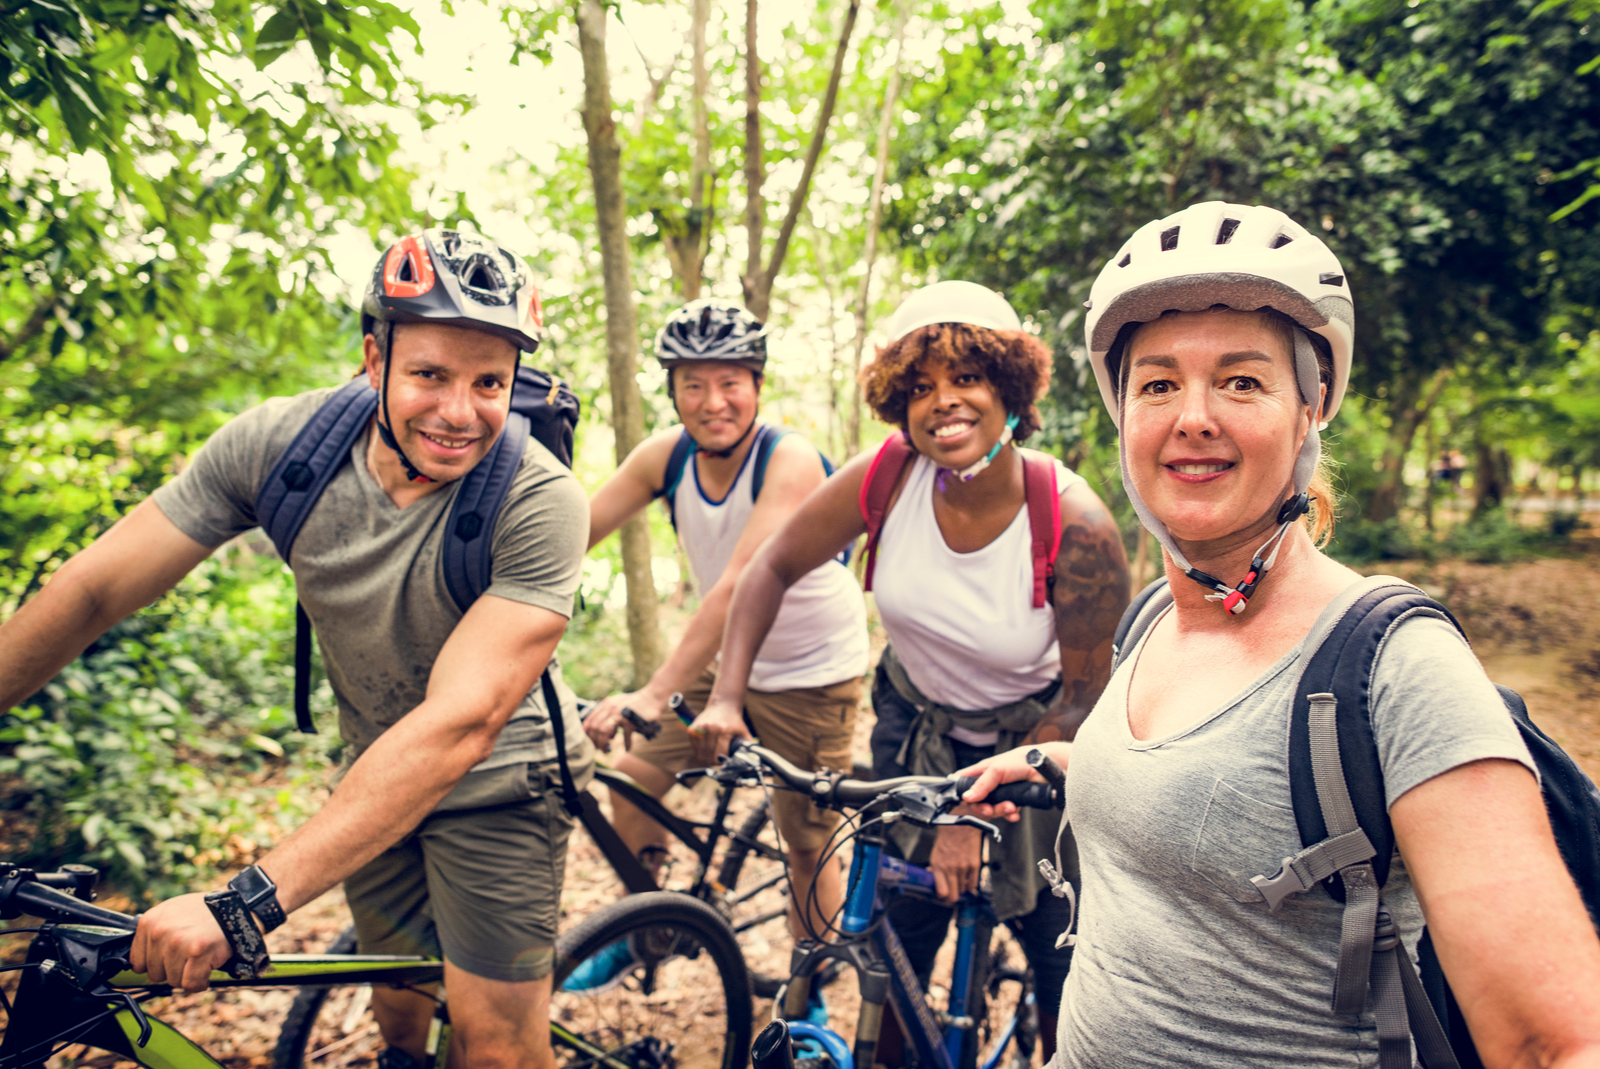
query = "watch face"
xmin=230 ymin=865 xmax=274 ymax=906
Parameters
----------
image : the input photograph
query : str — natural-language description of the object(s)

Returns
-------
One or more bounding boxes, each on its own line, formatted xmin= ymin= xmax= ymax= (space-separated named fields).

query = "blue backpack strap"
xmin=749 ymin=424 xmax=790 ymax=502
xmin=654 ymin=428 xmax=697 ymax=529
xmin=254 ymin=379 xmax=378 ymax=734
xmin=256 ymin=378 xmax=378 ymax=561
xmin=442 ymin=412 xmax=530 ymax=612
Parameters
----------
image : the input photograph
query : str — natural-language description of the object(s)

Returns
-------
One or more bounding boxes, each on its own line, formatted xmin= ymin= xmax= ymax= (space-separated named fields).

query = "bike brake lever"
xmin=91 ymin=987 xmax=152 ymax=1046
xmin=934 ymin=814 xmax=1002 ymax=842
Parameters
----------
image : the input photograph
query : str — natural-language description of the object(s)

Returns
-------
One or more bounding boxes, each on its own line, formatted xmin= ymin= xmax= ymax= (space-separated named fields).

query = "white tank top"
xmin=872 ymin=453 xmax=1084 ymax=712
xmin=673 ymin=432 xmax=869 ymax=691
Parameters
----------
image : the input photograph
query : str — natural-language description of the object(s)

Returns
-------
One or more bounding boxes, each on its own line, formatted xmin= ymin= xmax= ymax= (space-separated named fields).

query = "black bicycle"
xmin=274 ymin=699 xmax=790 ymax=1068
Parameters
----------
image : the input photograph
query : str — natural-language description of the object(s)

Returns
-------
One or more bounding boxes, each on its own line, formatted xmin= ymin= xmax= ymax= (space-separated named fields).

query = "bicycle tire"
xmin=960 ymin=924 xmax=1038 ymax=1069
xmin=552 ymin=891 xmax=754 ymax=1069
xmin=713 ymin=800 xmax=790 ymax=999
xmin=273 ymin=926 xmax=392 ymax=1069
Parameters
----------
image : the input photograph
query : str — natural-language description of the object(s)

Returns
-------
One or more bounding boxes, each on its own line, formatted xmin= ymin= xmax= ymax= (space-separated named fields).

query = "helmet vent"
xmin=1319 ymin=272 xmax=1345 ymax=287
xmin=1159 ymin=226 xmax=1180 ymax=251
xmin=1117 ymin=253 xmax=1131 ymax=268
xmin=398 ymin=258 xmax=415 ymax=282
xmin=1217 ymin=218 xmax=1240 ymax=244
xmin=1271 ymin=232 xmax=1294 ymax=249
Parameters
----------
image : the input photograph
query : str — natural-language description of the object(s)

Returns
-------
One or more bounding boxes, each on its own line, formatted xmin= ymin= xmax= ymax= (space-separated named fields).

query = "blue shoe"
xmin=562 ymin=938 xmax=637 ymax=994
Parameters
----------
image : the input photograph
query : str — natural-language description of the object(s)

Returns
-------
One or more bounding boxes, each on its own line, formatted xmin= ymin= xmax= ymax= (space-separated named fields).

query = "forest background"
xmin=2 ymin=0 xmax=1598 ymax=898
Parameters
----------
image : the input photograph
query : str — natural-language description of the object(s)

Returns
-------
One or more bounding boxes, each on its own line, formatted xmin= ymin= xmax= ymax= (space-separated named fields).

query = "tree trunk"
xmin=847 ymin=0 xmax=909 ymax=458
xmin=742 ymin=0 xmax=764 ymax=307
xmin=662 ymin=0 xmax=712 ymax=299
xmin=577 ymin=0 xmax=665 ymax=685
xmin=741 ymin=0 xmax=862 ymax=321
xmin=1363 ymin=366 xmax=1451 ymax=523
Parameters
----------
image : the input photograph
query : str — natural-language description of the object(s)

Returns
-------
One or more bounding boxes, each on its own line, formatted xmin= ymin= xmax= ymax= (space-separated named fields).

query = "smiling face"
xmin=1121 ymin=309 xmax=1318 ymax=545
xmin=903 ymin=357 xmax=1010 ymax=468
xmin=363 ymin=321 xmax=518 ymax=484
xmin=672 ymin=361 xmax=761 ymax=453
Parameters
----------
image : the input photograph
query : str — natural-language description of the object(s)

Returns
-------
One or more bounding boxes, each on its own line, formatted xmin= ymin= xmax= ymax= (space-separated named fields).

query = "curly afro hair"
xmin=861 ymin=323 xmax=1053 ymax=440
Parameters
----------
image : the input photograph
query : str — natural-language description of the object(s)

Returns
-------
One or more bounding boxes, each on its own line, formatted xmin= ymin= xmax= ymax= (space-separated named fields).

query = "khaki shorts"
xmin=628 ymin=668 xmax=861 ymax=852
xmin=344 ymin=757 xmax=590 ymax=983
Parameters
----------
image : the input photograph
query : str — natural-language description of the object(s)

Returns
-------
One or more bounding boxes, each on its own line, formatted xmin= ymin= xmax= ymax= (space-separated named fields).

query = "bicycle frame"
xmin=777 ymin=828 xmax=1009 ymax=1069
xmin=584 ymin=766 xmax=787 ymax=919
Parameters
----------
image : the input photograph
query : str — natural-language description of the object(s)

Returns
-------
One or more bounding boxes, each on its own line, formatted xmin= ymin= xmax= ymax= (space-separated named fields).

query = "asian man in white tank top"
xmin=582 ymin=300 xmax=869 ymax=1005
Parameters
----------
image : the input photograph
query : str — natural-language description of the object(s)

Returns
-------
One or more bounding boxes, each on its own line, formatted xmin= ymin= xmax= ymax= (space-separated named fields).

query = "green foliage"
xmin=0 ymin=555 xmax=334 ymax=901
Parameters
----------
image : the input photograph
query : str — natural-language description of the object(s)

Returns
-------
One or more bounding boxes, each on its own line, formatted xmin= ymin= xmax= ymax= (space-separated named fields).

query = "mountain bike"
xmin=716 ymin=741 xmax=1066 ymax=1069
xmin=0 ymin=863 xmax=752 ymax=1069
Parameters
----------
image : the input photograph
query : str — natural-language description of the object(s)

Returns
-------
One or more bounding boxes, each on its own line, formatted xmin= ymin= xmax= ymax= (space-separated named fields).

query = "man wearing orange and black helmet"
xmin=0 ymin=228 xmax=590 ymax=1068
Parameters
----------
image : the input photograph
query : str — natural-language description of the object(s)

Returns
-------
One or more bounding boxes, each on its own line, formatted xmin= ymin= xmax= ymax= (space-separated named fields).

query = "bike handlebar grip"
xmin=620 ymin=707 xmax=661 ymax=741
xmin=951 ymin=777 xmax=1058 ymax=810
xmin=752 ymin=1020 xmax=796 ymax=1069
xmin=204 ymin=889 xmax=270 ymax=980
xmin=667 ymin=691 xmax=697 ymax=727
xmin=1026 ymin=748 xmax=1068 ymax=796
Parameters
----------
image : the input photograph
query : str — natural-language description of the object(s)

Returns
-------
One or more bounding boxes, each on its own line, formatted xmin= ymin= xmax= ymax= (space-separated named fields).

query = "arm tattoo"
xmin=1025 ymin=498 xmax=1132 ymax=745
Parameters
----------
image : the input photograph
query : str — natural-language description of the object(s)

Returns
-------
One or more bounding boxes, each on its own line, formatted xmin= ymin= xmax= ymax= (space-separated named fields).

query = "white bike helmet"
xmin=1084 ymin=202 xmax=1355 ymax=616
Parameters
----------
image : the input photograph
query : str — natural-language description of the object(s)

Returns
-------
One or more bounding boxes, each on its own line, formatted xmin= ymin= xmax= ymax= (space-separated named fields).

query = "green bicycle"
xmin=0 ymin=864 xmax=753 ymax=1069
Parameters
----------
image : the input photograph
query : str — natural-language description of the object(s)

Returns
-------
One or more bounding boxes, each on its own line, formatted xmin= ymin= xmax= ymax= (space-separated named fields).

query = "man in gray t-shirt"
xmin=0 ymin=229 xmax=589 ymax=1068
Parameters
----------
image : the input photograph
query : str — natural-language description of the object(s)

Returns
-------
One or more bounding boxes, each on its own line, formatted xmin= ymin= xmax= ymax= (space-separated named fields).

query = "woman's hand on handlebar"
xmin=584 ymin=687 xmax=669 ymax=750
xmin=956 ymin=742 xmax=1072 ymax=819
xmin=130 ymin=892 xmax=235 ymax=993
xmin=687 ymin=696 xmax=751 ymax=763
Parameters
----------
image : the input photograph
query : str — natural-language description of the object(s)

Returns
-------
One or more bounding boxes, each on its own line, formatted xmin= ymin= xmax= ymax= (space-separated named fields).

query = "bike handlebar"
xmin=728 ymin=740 xmax=1062 ymax=813
xmin=2 ymin=871 xmax=137 ymax=930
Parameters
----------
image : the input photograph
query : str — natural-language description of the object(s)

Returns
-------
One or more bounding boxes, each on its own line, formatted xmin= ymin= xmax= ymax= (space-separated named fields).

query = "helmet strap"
xmin=700 ymin=409 xmax=760 ymax=459
xmin=376 ymin=325 xmax=435 ymax=485
xmin=935 ymin=414 xmax=1018 ymax=493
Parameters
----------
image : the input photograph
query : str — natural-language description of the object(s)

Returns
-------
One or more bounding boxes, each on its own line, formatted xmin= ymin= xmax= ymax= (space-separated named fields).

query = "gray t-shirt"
xmin=152 ymin=386 xmax=592 ymax=777
xmin=1059 ymin=610 xmax=1535 ymax=1068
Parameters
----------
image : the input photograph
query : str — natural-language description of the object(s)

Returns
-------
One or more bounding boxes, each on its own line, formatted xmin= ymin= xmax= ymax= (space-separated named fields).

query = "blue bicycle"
xmin=704 ymin=741 xmax=1065 ymax=1069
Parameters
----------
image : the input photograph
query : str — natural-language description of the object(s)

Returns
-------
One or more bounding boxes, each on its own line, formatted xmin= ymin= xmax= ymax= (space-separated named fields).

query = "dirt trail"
xmin=1370 ymin=548 xmax=1600 ymax=781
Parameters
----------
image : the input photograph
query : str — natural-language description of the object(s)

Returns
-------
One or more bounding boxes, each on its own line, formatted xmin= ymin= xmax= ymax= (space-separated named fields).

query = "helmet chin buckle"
xmin=1188 ymin=492 xmax=1311 ymax=617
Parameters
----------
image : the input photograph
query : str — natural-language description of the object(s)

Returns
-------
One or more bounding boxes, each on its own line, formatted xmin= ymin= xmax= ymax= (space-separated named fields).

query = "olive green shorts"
xmin=343 ymin=757 xmax=591 ymax=983
xmin=628 ymin=668 xmax=861 ymax=852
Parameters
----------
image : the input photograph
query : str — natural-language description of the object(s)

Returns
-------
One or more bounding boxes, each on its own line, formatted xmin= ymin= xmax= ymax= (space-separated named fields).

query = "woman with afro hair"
xmin=689 ymin=281 xmax=1131 ymax=1061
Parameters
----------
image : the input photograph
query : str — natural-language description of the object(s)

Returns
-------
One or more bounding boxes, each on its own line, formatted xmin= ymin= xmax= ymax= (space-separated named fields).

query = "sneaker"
xmin=561 ymin=938 xmax=638 ymax=994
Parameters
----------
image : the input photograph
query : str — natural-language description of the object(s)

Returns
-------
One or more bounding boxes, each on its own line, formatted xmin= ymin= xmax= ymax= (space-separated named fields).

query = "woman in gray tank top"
xmin=959 ymin=203 xmax=1600 ymax=1068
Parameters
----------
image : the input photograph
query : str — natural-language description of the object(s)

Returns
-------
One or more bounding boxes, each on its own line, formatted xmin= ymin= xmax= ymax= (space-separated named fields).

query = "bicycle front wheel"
xmin=553 ymin=891 xmax=753 ymax=1069
xmin=273 ymin=927 xmax=395 ymax=1069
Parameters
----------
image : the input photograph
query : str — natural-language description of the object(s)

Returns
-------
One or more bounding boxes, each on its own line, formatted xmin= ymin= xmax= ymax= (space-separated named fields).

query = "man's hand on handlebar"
xmin=687 ymin=697 xmax=751 ymax=763
xmin=930 ymin=819 xmax=985 ymax=904
xmin=955 ymin=742 xmax=1073 ymax=820
xmin=584 ymin=687 xmax=670 ymax=751
xmin=130 ymin=892 xmax=236 ymax=993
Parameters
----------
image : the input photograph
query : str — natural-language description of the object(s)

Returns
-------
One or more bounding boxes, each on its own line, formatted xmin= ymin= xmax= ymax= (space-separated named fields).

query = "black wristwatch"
xmin=227 ymin=864 xmax=286 ymax=934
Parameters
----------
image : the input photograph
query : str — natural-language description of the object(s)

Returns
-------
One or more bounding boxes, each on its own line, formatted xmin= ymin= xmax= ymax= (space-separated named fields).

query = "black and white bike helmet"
xmin=361 ymin=228 xmax=544 ymax=353
xmin=1085 ymin=202 xmax=1355 ymax=616
xmin=654 ymin=299 xmax=768 ymax=373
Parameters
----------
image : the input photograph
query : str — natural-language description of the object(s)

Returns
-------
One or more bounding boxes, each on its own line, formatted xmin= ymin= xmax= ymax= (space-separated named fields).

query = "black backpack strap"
xmin=255 ymin=379 xmax=379 ymax=734
xmin=654 ymin=429 xmax=697 ymax=529
xmin=1110 ymin=577 xmax=1172 ymax=673
xmin=1248 ymin=576 xmax=1462 ymax=1067
xmin=442 ymin=412 xmax=530 ymax=612
xmin=540 ymin=667 xmax=582 ymax=818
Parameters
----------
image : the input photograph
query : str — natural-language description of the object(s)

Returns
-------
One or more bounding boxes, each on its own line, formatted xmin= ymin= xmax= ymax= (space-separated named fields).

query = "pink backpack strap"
xmin=859 ymin=433 xmax=916 ymax=592
xmin=1020 ymin=450 xmax=1063 ymax=609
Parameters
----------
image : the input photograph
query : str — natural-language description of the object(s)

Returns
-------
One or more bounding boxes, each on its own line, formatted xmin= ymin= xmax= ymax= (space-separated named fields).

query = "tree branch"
xmin=750 ymin=0 xmax=861 ymax=320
